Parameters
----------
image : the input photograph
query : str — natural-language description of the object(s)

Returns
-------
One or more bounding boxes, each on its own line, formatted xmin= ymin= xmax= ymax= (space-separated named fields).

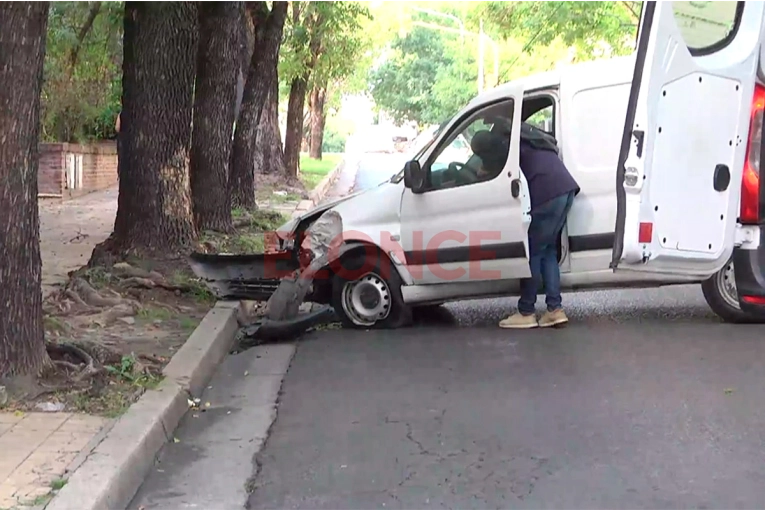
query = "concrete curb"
xmin=46 ymin=300 xmax=243 ymax=510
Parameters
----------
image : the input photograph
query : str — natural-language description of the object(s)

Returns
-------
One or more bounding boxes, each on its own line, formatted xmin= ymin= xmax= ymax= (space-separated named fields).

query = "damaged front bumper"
xmin=188 ymin=251 xmax=302 ymax=301
xmin=188 ymin=208 xmax=344 ymax=303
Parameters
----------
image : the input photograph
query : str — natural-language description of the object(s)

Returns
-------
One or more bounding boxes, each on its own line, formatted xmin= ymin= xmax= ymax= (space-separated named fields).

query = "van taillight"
xmin=740 ymin=84 xmax=765 ymax=224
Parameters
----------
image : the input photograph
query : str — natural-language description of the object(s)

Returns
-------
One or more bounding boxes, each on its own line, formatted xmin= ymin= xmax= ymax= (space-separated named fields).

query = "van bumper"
xmin=733 ymin=245 xmax=765 ymax=315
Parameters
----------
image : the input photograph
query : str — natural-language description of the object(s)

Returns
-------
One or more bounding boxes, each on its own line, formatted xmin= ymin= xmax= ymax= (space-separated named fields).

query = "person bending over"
xmin=499 ymin=129 xmax=580 ymax=329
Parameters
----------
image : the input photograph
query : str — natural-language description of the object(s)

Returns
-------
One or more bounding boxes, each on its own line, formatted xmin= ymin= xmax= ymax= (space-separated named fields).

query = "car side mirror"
xmin=403 ymin=160 xmax=427 ymax=194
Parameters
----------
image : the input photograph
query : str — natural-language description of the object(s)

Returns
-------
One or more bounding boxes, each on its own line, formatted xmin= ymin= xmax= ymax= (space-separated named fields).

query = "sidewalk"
xmin=0 ymin=413 xmax=109 ymax=509
xmin=3 ymin=161 xmax=348 ymax=509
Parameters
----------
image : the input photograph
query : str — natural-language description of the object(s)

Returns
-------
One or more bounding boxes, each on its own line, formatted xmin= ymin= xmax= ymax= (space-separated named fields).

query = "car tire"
xmin=331 ymin=251 xmax=412 ymax=330
xmin=702 ymin=259 xmax=765 ymax=323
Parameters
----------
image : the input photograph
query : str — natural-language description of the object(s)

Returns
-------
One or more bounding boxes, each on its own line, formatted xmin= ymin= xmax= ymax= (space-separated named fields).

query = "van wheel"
xmin=702 ymin=260 xmax=765 ymax=323
xmin=331 ymin=252 xmax=412 ymax=329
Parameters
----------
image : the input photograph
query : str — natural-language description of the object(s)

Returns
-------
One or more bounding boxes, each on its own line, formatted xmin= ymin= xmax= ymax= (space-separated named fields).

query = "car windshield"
xmin=390 ymin=123 xmax=445 ymax=183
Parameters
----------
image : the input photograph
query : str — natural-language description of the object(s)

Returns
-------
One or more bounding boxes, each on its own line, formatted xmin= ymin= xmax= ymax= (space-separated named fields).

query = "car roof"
xmin=467 ymin=53 xmax=637 ymax=108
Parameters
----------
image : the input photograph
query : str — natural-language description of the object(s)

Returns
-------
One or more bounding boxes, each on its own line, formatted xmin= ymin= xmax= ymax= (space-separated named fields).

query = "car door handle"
xmin=511 ymin=178 xmax=521 ymax=198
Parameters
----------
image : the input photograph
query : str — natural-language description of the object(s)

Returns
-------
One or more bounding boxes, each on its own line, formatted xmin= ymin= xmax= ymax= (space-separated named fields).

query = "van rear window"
xmin=672 ymin=1 xmax=743 ymax=55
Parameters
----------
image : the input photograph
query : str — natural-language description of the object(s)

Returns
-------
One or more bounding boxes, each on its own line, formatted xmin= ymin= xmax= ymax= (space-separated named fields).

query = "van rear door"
xmin=612 ymin=1 xmax=765 ymax=277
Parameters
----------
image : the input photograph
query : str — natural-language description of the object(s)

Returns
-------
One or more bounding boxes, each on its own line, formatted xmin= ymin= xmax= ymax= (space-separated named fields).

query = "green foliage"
xmin=321 ymin=126 xmax=346 ymax=153
xmin=105 ymin=354 xmax=161 ymax=388
xmin=368 ymin=25 xmax=476 ymax=126
xmin=474 ymin=1 xmax=640 ymax=57
xmin=280 ymin=1 xmax=372 ymax=89
xmin=299 ymin=153 xmax=343 ymax=189
xmin=42 ymin=1 xmax=123 ymax=143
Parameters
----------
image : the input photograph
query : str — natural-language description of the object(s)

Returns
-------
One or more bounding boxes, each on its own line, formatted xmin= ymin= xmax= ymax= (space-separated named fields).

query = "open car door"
xmin=612 ymin=1 xmax=765 ymax=277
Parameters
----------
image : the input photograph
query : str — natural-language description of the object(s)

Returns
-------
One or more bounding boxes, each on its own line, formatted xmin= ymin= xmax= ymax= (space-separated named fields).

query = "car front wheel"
xmin=702 ymin=259 xmax=765 ymax=323
xmin=331 ymin=252 xmax=412 ymax=329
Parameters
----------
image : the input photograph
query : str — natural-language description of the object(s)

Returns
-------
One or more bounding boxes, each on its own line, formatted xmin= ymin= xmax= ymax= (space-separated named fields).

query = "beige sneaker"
xmin=499 ymin=312 xmax=539 ymax=329
xmin=539 ymin=308 xmax=569 ymax=328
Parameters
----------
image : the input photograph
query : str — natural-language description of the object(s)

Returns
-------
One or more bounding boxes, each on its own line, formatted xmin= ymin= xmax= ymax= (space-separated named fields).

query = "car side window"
xmin=426 ymin=100 xmax=514 ymax=192
xmin=671 ymin=1 xmax=742 ymax=55
xmin=525 ymin=105 xmax=553 ymax=133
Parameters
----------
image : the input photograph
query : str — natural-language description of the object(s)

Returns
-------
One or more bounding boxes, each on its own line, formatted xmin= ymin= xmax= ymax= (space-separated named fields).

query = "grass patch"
xmin=60 ymin=354 xmax=166 ymax=417
xmin=44 ymin=316 xmax=69 ymax=334
xmin=201 ymin=209 xmax=289 ymax=255
xmin=50 ymin=478 xmax=67 ymax=491
xmin=299 ymin=152 xmax=342 ymax=190
xmin=178 ymin=316 xmax=200 ymax=332
xmin=137 ymin=306 xmax=174 ymax=323
xmin=169 ymin=270 xmax=216 ymax=304
xmin=83 ymin=266 xmax=115 ymax=289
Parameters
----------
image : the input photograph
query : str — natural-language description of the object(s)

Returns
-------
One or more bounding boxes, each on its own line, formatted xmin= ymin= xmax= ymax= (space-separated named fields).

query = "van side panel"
xmin=559 ymin=56 xmax=635 ymax=253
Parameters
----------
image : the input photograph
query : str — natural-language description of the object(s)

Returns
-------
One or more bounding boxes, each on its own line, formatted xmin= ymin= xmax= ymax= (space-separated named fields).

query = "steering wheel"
xmin=447 ymin=161 xmax=479 ymax=185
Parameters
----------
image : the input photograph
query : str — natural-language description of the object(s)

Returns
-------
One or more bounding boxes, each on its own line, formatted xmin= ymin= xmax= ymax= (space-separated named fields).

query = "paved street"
xmin=129 ymin=155 xmax=765 ymax=509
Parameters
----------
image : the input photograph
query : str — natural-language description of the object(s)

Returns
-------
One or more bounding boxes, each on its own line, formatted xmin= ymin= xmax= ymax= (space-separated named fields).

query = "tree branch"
xmin=621 ymin=1 xmax=640 ymax=21
xmin=269 ymin=1 xmax=288 ymax=34
xmin=68 ymin=1 xmax=103 ymax=73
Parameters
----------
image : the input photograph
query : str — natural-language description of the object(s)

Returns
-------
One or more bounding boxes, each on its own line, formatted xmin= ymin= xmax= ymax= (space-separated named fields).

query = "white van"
xmin=251 ymin=2 xmax=765 ymax=329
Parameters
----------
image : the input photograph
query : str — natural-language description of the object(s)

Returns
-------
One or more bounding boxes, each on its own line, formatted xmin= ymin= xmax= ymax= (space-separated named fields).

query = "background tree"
xmin=0 ymin=2 xmax=52 ymax=377
xmin=91 ymin=2 xmax=199 ymax=262
xmin=229 ymin=1 xmax=288 ymax=209
xmin=190 ymin=2 xmax=243 ymax=232
xmin=41 ymin=1 xmax=123 ymax=142
xmin=368 ymin=26 xmax=470 ymax=126
xmin=306 ymin=4 xmax=371 ymax=160
xmin=280 ymin=1 xmax=370 ymax=173
xmin=472 ymin=1 xmax=640 ymax=69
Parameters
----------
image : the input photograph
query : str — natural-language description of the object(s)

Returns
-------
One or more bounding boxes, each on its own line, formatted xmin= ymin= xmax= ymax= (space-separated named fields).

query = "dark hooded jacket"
xmin=518 ymin=123 xmax=580 ymax=209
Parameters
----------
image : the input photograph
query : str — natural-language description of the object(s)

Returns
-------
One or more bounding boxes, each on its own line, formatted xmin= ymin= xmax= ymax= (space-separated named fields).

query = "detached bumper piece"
xmin=733 ymin=245 xmax=765 ymax=316
xmin=233 ymin=305 xmax=337 ymax=353
xmin=188 ymin=251 xmax=301 ymax=301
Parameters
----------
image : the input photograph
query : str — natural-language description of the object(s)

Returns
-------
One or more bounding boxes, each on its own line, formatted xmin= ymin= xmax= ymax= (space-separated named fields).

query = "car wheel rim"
xmin=341 ymin=272 xmax=391 ymax=327
xmin=717 ymin=261 xmax=740 ymax=310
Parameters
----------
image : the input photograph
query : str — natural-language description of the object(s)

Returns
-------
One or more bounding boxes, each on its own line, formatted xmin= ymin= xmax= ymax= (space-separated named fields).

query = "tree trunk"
xmin=254 ymin=82 xmax=286 ymax=176
xmin=308 ymin=86 xmax=327 ymax=160
xmin=301 ymin=105 xmax=311 ymax=153
xmin=284 ymin=75 xmax=308 ymax=179
xmin=189 ymin=2 xmax=242 ymax=233
xmin=230 ymin=1 xmax=287 ymax=209
xmin=0 ymin=2 xmax=51 ymax=378
xmin=92 ymin=2 xmax=198 ymax=262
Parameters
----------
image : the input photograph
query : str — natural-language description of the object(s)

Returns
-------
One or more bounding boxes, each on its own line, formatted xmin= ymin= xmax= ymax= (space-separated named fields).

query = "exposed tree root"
xmin=46 ymin=341 xmax=103 ymax=382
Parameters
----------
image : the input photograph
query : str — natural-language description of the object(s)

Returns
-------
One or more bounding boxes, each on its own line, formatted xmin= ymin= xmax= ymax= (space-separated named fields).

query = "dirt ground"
xmin=39 ymin=188 xmax=118 ymax=297
xmin=21 ymin=187 xmax=281 ymax=416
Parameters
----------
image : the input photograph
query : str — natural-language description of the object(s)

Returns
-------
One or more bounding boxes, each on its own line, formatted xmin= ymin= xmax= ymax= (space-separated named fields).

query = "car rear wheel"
xmin=702 ymin=259 xmax=765 ymax=323
xmin=331 ymin=252 xmax=412 ymax=329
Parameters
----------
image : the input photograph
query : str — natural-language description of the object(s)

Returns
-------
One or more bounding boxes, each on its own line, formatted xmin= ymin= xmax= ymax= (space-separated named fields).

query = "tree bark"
xmin=230 ymin=1 xmax=287 ymax=209
xmin=284 ymin=75 xmax=308 ymax=179
xmin=91 ymin=2 xmax=198 ymax=262
xmin=189 ymin=2 xmax=242 ymax=233
xmin=300 ymin=103 xmax=311 ymax=153
xmin=254 ymin=81 xmax=286 ymax=176
xmin=0 ymin=2 xmax=52 ymax=377
xmin=308 ymin=85 xmax=327 ymax=160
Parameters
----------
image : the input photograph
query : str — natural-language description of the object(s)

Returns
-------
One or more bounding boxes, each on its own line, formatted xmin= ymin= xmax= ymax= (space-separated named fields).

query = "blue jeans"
xmin=518 ymin=191 xmax=576 ymax=315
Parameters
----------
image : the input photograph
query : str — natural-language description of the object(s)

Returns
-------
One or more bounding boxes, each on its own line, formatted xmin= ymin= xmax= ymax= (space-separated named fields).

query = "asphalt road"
xmin=129 ymin=154 xmax=765 ymax=509
xmin=251 ymin=296 xmax=765 ymax=510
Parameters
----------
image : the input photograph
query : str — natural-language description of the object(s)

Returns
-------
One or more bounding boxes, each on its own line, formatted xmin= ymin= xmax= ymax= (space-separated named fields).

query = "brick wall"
xmin=38 ymin=142 xmax=118 ymax=199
